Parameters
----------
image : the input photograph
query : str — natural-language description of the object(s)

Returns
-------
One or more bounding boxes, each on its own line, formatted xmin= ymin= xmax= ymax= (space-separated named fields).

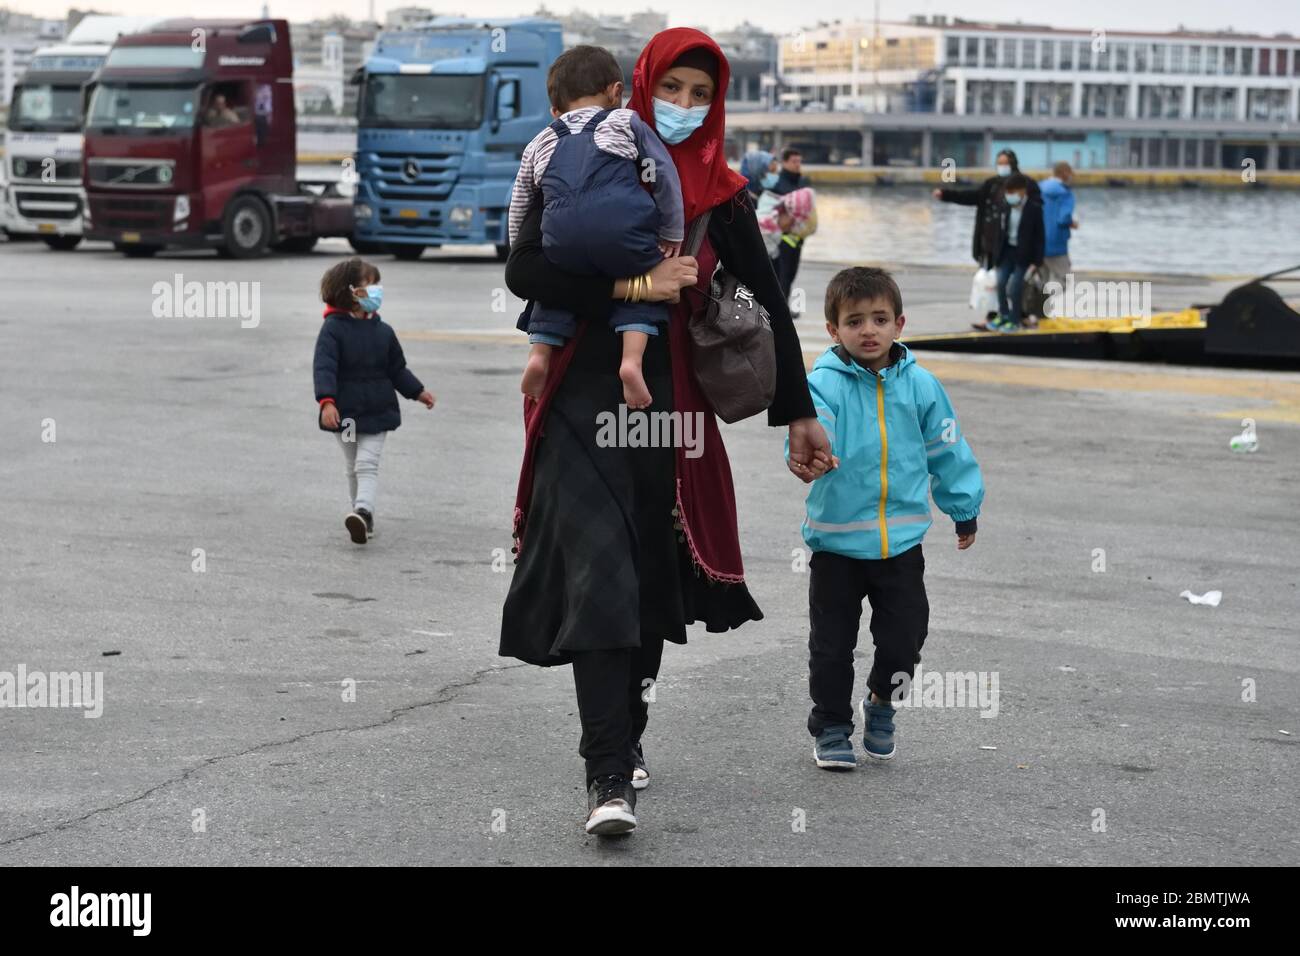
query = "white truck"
xmin=3 ymin=16 xmax=162 ymax=249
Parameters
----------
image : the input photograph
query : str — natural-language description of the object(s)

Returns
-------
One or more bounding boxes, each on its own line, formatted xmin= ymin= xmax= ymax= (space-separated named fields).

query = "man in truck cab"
xmin=204 ymin=92 xmax=242 ymax=127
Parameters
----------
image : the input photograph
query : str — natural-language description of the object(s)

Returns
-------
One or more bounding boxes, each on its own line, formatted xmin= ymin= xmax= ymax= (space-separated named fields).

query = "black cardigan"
xmin=505 ymin=188 xmax=816 ymax=426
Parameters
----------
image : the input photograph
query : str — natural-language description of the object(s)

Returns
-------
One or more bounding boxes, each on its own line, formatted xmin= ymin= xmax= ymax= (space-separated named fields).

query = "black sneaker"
xmin=585 ymin=774 xmax=637 ymax=836
xmin=631 ymin=742 xmax=649 ymax=791
xmin=345 ymin=511 xmax=368 ymax=544
xmin=358 ymin=508 xmax=375 ymax=537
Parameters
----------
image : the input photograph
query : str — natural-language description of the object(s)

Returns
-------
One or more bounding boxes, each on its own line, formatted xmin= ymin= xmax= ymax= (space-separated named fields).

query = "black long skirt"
xmin=498 ymin=318 xmax=763 ymax=667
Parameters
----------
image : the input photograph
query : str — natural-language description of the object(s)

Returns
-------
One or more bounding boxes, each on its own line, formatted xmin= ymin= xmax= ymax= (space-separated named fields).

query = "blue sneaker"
xmin=860 ymin=697 xmax=897 ymax=760
xmin=813 ymin=725 xmax=857 ymax=771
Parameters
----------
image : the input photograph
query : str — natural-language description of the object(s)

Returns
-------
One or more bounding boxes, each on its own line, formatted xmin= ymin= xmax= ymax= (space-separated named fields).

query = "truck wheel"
xmin=495 ymin=243 xmax=510 ymax=261
xmin=273 ymin=236 xmax=318 ymax=254
xmin=348 ymin=237 xmax=386 ymax=255
xmin=116 ymin=243 xmax=159 ymax=258
xmin=391 ymin=244 xmax=425 ymax=261
xmin=222 ymin=195 xmax=272 ymax=258
xmin=43 ymin=235 xmax=82 ymax=251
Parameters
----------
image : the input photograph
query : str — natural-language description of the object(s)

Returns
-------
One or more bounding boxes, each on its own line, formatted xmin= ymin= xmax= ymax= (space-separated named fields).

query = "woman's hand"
xmin=787 ymin=417 xmax=836 ymax=483
xmin=417 ymin=389 xmax=436 ymax=409
xmin=643 ymin=255 xmax=699 ymax=303
xmin=320 ymin=403 xmax=340 ymax=429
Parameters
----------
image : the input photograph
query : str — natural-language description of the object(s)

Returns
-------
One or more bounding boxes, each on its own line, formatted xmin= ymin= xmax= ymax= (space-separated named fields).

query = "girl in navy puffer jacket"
xmin=314 ymin=258 xmax=435 ymax=544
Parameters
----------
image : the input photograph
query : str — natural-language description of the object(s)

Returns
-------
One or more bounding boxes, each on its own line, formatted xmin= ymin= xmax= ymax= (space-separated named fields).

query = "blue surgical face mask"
xmin=1005 ymin=193 xmax=1023 ymax=206
xmin=760 ymin=171 xmax=779 ymax=189
xmin=996 ymin=163 xmax=1012 ymax=177
xmin=354 ymin=284 xmax=383 ymax=313
xmin=653 ymin=98 xmax=710 ymax=145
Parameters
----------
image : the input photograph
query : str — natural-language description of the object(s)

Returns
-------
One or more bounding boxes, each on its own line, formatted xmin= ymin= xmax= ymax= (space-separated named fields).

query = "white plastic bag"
xmin=969 ymin=268 xmax=998 ymax=314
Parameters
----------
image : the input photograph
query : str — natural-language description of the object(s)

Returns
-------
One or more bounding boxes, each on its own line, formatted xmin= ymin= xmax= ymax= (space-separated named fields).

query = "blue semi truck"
xmin=350 ymin=17 xmax=563 ymax=261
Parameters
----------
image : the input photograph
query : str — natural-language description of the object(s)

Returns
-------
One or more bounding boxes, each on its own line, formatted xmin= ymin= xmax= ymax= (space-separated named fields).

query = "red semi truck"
xmin=83 ymin=18 xmax=351 ymax=257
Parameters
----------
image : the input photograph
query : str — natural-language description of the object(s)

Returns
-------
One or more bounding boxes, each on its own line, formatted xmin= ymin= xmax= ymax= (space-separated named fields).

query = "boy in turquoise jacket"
xmin=788 ymin=266 xmax=984 ymax=770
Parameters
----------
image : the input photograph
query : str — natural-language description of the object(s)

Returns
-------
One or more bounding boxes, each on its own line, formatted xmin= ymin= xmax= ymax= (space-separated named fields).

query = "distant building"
xmin=0 ymin=9 xmax=64 ymax=106
xmin=291 ymin=17 xmax=380 ymax=118
xmin=762 ymin=16 xmax=1300 ymax=169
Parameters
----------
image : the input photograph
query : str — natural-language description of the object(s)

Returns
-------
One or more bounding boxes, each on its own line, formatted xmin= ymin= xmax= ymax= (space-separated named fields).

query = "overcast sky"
xmin=21 ymin=0 xmax=1299 ymax=37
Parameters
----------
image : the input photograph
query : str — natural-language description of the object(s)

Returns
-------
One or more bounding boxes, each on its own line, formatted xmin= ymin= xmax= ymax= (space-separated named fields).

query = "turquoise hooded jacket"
xmin=788 ymin=343 xmax=984 ymax=560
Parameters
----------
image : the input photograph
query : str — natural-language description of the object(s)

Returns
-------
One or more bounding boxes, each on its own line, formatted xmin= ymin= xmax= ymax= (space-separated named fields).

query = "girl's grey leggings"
xmin=336 ymin=431 xmax=387 ymax=514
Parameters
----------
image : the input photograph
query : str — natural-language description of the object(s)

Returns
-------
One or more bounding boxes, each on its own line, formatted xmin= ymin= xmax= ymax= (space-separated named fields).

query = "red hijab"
xmin=628 ymin=28 xmax=748 ymax=223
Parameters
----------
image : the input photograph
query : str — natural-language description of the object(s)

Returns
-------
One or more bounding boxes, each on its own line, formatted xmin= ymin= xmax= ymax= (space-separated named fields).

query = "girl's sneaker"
xmin=860 ymin=697 xmax=897 ymax=760
xmin=345 ymin=511 xmax=368 ymax=544
xmin=585 ymin=774 xmax=637 ymax=835
xmin=813 ymin=725 xmax=857 ymax=770
xmin=631 ymin=742 xmax=649 ymax=791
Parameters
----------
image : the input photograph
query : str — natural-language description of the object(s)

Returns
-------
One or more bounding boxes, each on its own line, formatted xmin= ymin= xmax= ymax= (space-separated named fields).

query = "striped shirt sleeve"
xmin=507 ymin=128 xmax=552 ymax=246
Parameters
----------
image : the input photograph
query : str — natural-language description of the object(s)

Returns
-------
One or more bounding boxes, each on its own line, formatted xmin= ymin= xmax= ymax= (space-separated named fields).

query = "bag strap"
xmin=683 ymin=209 xmax=713 ymax=258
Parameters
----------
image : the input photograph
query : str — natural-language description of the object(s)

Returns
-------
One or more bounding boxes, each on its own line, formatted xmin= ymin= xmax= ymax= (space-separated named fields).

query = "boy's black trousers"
xmin=807 ymin=545 xmax=929 ymax=737
xmin=571 ymin=635 xmax=664 ymax=784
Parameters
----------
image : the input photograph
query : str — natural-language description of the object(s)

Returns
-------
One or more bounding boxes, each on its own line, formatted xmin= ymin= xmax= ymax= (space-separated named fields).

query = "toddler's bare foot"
xmin=619 ymin=359 xmax=652 ymax=409
xmin=521 ymin=351 xmax=550 ymax=400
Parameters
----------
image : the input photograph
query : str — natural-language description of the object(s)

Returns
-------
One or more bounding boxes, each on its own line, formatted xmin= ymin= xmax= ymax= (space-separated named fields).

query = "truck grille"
xmin=10 ymin=159 xmax=81 ymax=183
xmin=86 ymin=159 xmax=175 ymax=189
xmin=367 ymin=151 xmax=460 ymax=200
xmin=93 ymin=195 xmax=172 ymax=231
xmin=15 ymin=189 xmax=82 ymax=221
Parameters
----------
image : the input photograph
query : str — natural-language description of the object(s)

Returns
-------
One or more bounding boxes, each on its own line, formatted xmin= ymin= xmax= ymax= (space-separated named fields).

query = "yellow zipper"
xmin=876 ymin=373 xmax=889 ymax=558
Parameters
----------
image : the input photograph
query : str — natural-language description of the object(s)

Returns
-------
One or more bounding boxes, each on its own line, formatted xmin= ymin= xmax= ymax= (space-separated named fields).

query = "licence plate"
xmin=37 ymin=223 xmax=56 ymax=233
xmin=397 ymin=208 xmax=418 ymax=219
xmin=121 ymin=231 xmax=141 ymax=243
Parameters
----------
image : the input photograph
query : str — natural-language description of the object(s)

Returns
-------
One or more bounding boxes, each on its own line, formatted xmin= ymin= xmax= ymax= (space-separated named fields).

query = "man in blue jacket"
xmin=787 ymin=267 xmax=985 ymax=770
xmin=1039 ymin=161 xmax=1078 ymax=294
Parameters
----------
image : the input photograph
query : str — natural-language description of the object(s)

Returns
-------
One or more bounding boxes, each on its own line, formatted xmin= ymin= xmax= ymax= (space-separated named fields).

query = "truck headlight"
xmin=354 ymin=203 xmax=373 ymax=220
xmin=449 ymin=205 xmax=473 ymax=226
xmin=174 ymin=195 xmax=190 ymax=222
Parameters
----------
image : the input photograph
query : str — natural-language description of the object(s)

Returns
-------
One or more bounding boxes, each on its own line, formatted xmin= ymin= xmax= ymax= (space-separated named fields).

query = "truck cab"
xmin=82 ymin=18 xmax=351 ymax=257
xmin=3 ymin=16 xmax=163 ymax=249
xmin=350 ymin=17 xmax=562 ymax=261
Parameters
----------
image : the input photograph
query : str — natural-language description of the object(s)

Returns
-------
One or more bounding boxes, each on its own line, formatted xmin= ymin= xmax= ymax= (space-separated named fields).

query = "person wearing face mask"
xmin=500 ymin=28 xmax=834 ymax=838
xmin=741 ymin=149 xmax=778 ymax=202
xmin=313 ymin=257 xmax=435 ymax=544
xmin=989 ymin=173 xmax=1045 ymax=332
xmin=933 ymin=149 xmax=1041 ymax=327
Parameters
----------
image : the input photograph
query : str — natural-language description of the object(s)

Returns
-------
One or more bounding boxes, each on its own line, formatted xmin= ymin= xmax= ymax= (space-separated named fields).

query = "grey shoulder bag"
xmin=681 ymin=210 xmax=777 ymax=423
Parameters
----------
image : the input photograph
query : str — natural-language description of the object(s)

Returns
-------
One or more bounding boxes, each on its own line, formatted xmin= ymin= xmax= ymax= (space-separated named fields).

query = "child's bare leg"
xmin=521 ymin=343 xmax=552 ymax=400
xmin=618 ymin=331 xmax=652 ymax=409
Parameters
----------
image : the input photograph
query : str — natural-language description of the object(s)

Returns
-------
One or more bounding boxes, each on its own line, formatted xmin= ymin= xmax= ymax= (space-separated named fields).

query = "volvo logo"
xmin=401 ymin=158 xmax=421 ymax=183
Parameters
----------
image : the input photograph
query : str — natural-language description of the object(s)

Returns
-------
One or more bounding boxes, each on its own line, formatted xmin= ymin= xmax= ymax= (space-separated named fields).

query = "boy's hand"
xmin=957 ymin=532 xmax=976 ymax=551
xmin=417 ymin=390 xmax=436 ymax=409
xmin=320 ymin=403 xmax=340 ymax=429
xmin=658 ymin=239 xmax=681 ymax=259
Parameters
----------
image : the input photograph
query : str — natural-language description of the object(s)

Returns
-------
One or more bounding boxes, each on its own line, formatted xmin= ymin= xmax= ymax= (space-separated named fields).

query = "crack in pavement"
xmin=0 ymin=660 xmax=528 ymax=852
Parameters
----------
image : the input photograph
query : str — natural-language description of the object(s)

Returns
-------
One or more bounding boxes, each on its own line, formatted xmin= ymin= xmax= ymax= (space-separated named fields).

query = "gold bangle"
xmin=644 ymin=273 xmax=652 ymax=298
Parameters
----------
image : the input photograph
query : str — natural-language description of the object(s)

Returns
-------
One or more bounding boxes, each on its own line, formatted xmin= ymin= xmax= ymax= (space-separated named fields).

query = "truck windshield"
xmin=8 ymin=84 xmax=84 ymax=132
xmin=359 ymin=74 xmax=485 ymax=130
xmin=86 ymin=84 xmax=199 ymax=132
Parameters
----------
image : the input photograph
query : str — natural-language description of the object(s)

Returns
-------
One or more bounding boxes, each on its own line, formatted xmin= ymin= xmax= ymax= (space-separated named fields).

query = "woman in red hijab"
xmin=499 ymin=27 xmax=833 ymax=836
